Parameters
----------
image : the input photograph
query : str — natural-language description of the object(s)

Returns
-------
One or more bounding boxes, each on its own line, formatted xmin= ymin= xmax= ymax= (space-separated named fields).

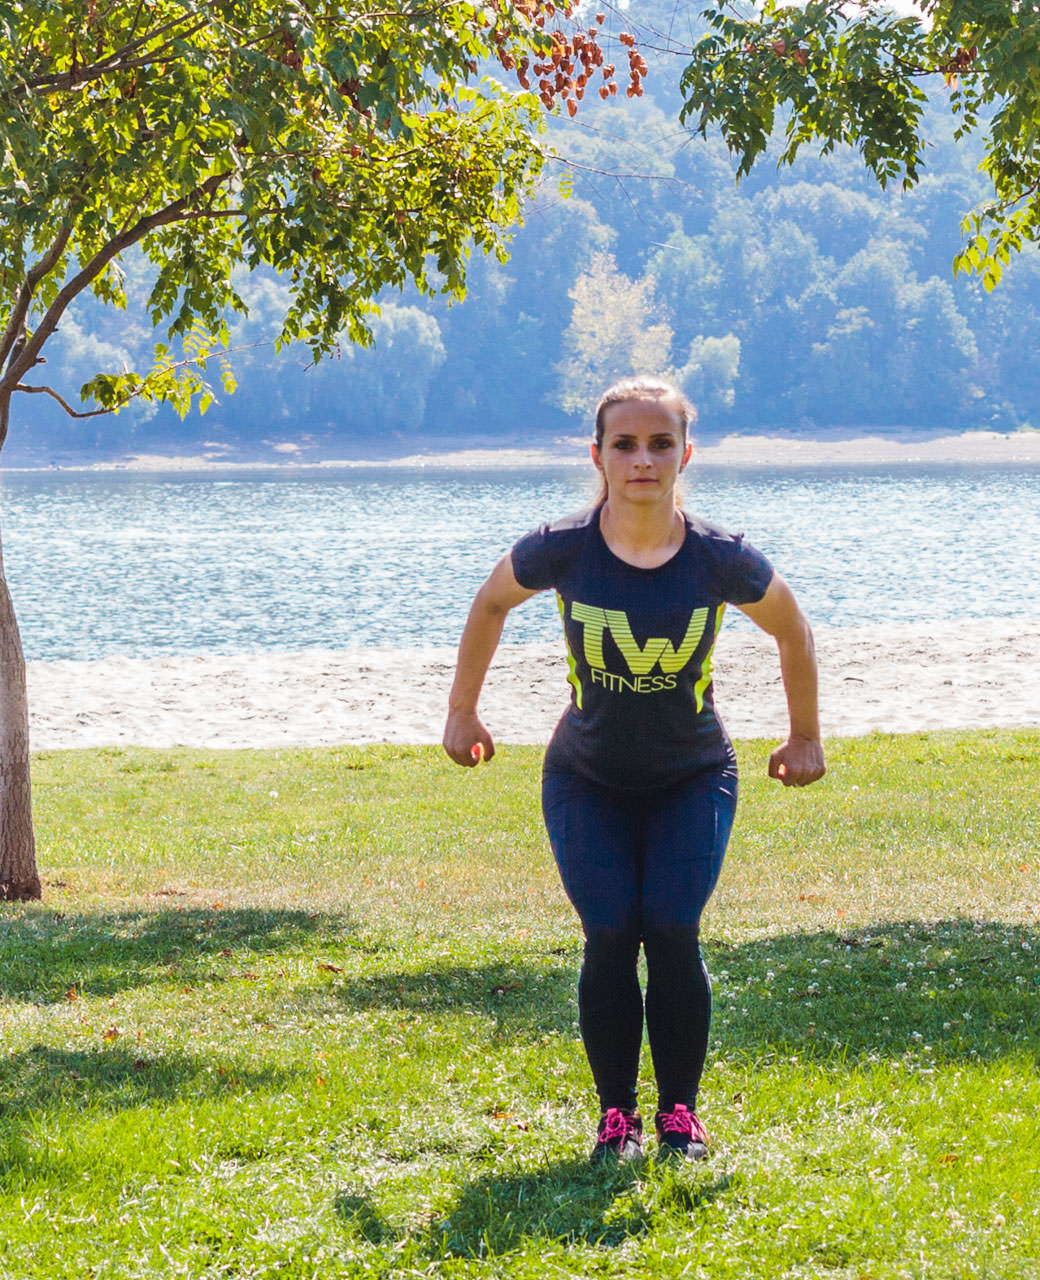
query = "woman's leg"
xmin=542 ymin=770 xmax=643 ymax=1112
xmin=639 ymin=767 xmax=738 ymax=1112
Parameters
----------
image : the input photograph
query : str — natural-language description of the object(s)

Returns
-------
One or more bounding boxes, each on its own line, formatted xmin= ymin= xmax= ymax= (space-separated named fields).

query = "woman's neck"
xmin=599 ymin=497 xmax=684 ymax=568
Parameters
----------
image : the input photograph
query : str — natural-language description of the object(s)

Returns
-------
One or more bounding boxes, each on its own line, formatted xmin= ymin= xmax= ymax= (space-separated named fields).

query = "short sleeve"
xmin=716 ymin=534 xmax=774 ymax=605
xmin=510 ymin=525 xmax=557 ymax=591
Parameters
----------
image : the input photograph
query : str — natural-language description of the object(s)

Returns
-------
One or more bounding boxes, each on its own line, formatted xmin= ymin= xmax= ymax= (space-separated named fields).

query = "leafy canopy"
xmin=0 ymin=0 xmax=623 ymax=425
xmin=680 ymin=0 xmax=1040 ymax=290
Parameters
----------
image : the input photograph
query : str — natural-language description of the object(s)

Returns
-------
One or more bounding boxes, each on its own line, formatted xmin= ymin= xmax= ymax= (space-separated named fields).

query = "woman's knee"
xmin=642 ymin=921 xmax=702 ymax=971
xmin=583 ymin=921 xmax=641 ymax=973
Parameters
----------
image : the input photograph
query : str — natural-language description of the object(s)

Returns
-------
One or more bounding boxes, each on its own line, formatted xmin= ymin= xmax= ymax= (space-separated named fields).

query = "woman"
xmin=443 ymin=377 xmax=825 ymax=1162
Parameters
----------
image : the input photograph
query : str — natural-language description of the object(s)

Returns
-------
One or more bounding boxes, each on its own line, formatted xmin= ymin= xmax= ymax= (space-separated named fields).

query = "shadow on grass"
xmin=0 ymin=1041 xmax=295 ymax=1117
xmin=3 ymin=911 xmax=1036 ymax=1066
xmin=0 ymin=906 xmax=360 ymax=1002
xmin=326 ymin=919 xmax=1040 ymax=1062
xmin=430 ymin=1160 xmax=732 ymax=1256
xmin=332 ymin=962 xmax=579 ymax=1037
xmin=336 ymin=1162 xmax=733 ymax=1257
xmin=334 ymin=1191 xmax=396 ymax=1244
xmin=707 ymin=918 xmax=1040 ymax=1065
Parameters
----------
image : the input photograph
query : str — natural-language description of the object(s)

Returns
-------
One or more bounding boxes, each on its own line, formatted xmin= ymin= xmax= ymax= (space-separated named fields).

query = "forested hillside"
xmin=9 ymin=0 xmax=1040 ymax=465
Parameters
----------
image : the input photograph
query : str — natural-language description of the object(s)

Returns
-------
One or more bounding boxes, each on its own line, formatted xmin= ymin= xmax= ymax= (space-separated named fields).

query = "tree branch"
xmin=0 ymin=222 xmax=74 ymax=374
xmin=13 ymin=383 xmax=111 ymax=419
xmin=9 ymin=14 xmax=209 ymax=100
xmin=14 ymin=341 xmax=269 ymax=419
xmin=0 ymin=171 xmax=232 ymax=394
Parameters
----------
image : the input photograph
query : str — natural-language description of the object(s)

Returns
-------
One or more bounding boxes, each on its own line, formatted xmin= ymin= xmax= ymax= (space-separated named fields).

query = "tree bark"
xmin=0 ymin=427 xmax=41 ymax=900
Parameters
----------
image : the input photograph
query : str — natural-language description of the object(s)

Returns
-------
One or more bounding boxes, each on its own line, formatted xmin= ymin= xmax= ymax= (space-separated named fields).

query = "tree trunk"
xmin=0 ymin=528 xmax=41 ymax=901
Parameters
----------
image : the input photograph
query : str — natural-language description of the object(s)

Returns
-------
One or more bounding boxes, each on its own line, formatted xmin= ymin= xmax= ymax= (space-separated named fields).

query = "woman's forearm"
xmin=776 ymin=619 xmax=821 ymax=741
xmin=448 ymin=590 xmax=509 ymax=715
xmin=443 ymin=555 xmax=537 ymax=767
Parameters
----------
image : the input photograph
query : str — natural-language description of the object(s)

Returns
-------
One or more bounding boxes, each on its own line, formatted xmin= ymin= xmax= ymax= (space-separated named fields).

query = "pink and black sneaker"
xmin=590 ymin=1107 xmax=643 ymax=1163
xmin=655 ymin=1104 xmax=709 ymax=1161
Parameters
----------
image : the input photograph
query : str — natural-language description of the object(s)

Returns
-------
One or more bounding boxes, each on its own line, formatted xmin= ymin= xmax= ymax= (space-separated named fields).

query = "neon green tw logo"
xmin=570 ymin=604 xmax=709 ymax=675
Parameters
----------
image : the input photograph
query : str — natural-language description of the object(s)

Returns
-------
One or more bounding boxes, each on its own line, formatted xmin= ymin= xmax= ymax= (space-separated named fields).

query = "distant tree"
xmin=0 ymin=0 xmax=633 ymax=898
xmin=647 ymin=230 xmax=723 ymax=337
xmin=423 ymin=191 xmax=615 ymax=436
xmin=678 ymin=333 xmax=741 ymax=425
xmin=554 ymin=251 xmax=674 ymax=417
xmin=888 ymin=276 xmax=978 ymax=422
xmin=308 ymin=303 xmax=447 ymax=435
xmin=551 ymin=95 xmax=683 ymax=276
xmin=681 ymin=0 xmax=1040 ymax=285
xmin=651 ymin=207 xmax=832 ymax=426
xmin=800 ymin=241 xmax=977 ymax=425
xmin=963 ymin=249 xmax=1040 ymax=426
xmin=750 ymin=183 xmax=881 ymax=263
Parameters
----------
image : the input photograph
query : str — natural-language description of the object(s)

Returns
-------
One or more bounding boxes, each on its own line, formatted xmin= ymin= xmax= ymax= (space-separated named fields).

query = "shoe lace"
xmin=600 ymin=1108 xmax=637 ymax=1142
xmin=659 ymin=1104 xmax=707 ymax=1143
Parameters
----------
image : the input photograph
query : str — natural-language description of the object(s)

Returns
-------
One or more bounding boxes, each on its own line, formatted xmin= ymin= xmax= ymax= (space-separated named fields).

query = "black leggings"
xmin=542 ymin=766 xmax=738 ymax=1114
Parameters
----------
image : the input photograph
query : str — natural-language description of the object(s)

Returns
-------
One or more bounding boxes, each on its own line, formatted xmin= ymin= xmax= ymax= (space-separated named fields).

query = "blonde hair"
xmin=592 ymin=377 xmax=696 ymax=503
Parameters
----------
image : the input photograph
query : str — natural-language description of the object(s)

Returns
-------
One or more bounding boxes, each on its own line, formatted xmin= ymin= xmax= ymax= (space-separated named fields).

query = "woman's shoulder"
xmin=681 ymin=511 xmax=774 ymax=599
xmin=514 ymin=505 xmax=599 ymax=547
xmin=544 ymin=505 xmax=600 ymax=536
xmin=681 ymin=511 xmax=743 ymax=543
xmin=511 ymin=506 xmax=599 ymax=590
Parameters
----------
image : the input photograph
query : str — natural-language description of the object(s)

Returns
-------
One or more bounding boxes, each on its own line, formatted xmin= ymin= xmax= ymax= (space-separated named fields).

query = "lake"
xmin=2 ymin=463 xmax=1039 ymax=662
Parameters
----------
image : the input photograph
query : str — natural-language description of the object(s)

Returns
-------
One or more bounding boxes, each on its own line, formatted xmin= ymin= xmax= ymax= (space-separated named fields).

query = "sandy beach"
xmin=41 ymin=425 xmax=1040 ymax=472
xmin=26 ymin=617 xmax=1040 ymax=751
xmin=377 ymin=429 xmax=1040 ymax=471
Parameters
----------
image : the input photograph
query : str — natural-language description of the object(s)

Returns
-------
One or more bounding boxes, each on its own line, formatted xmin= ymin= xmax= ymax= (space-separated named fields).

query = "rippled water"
xmin=2 ymin=463 xmax=1038 ymax=661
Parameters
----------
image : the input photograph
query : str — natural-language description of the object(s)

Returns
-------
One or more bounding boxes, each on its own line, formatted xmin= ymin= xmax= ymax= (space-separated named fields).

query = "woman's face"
xmin=592 ymin=397 xmax=691 ymax=503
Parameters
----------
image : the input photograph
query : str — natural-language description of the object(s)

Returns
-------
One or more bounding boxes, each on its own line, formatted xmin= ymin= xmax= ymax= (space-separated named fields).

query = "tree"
xmin=0 ymin=0 xmax=633 ymax=898
xmin=678 ymin=333 xmax=741 ymax=424
xmin=421 ymin=190 xmax=614 ymax=436
xmin=554 ymin=251 xmax=674 ymax=417
xmin=307 ymin=302 xmax=447 ymax=434
xmin=681 ymin=0 xmax=1040 ymax=286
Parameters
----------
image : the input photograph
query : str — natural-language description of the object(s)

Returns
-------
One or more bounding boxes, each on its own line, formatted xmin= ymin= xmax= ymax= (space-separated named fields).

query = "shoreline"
xmin=6 ymin=428 xmax=1040 ymax=473
xmin=25 ymin=618 xmax=1040 ymax=751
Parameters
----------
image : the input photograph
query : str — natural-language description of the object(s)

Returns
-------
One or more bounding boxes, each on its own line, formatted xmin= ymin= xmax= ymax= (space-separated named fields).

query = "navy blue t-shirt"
xmin=511 ymin=506 xmax=774 ymax=790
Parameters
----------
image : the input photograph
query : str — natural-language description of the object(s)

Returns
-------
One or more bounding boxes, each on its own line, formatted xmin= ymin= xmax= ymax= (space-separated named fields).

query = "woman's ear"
xmin=680 ymin=441 xmax=693 ymax=470
xmin=590 ymin=441 xmax=602 ymax=469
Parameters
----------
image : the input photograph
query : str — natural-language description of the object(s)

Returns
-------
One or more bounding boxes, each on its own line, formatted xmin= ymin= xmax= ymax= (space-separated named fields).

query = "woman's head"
xmin=593 ymin=377 xmax=696 ymax=453
xmin=592 ymin=377 xmax=696 ymax=504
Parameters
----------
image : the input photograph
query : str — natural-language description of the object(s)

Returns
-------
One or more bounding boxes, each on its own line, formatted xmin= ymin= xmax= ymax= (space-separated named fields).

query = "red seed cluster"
xmin=745 ymin=37 xmax=809 ymax=67
xmin=493 ymin=1 xmax=642 ymax=116
xmin=619 ymin=31 xmax=647 ymax=98
xmin=941 ymin=45 xmax=978 ymax=73
xmin=275 ymin=27 xmax=304 ymax=72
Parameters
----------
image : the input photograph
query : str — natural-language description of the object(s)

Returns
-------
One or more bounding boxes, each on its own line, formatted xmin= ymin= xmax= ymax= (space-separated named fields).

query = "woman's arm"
xmin=443 ymin=554 xmax=539 ymax=766
xmin=738 ymin=574 xmax=826 ymax=787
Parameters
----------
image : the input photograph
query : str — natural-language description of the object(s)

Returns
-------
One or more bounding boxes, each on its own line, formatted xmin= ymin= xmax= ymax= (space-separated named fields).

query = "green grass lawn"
xmin=2 ymin=730 xmax=1038 ymax=1279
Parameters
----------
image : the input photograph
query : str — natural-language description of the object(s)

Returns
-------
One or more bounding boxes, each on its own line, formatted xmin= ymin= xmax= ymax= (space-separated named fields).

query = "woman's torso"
xmin=511 ymin=506 xmax=774 ymax=791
